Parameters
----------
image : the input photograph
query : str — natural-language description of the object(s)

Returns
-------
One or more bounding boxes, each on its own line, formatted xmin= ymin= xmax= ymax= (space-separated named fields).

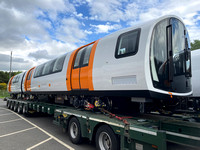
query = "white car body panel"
xmin=31 ymin=53 xmax=70 ymax=92
xmin=191 ymin=50 xmax=200 ymax=97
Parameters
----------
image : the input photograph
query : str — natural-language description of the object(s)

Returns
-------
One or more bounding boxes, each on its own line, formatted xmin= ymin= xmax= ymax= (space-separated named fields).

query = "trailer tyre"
xmin=8 ymin=101 xmax=12 ymax=109
xmin=7 ymin=100 xmax=10 ymax=108
xmin=95 ymin=125 xmax=119 ymax=150
xmin=22 ymin=105 xmax=28 ymax=115
xmin=14 ymin=103 xmax=18 ymax=112
xmin=17 ymin=104 xmax=22 ymax=114
xmin=68 ymin=117 xmax=82 ymax=144
xmin=11 ymin=101 xmax=15 ymax=110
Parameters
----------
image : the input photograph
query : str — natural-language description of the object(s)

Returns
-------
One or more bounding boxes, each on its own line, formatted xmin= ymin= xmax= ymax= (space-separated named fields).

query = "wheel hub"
xmin=70 ymin=122 xmax=78 ymax=139
xmin=99 ymin=132 xmax=112 ymax=150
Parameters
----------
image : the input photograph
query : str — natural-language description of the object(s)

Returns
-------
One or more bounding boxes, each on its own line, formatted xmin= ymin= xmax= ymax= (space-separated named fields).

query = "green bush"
xmin=0 ymin=90 xmax=9 ymax=98
xmin=0 ymin=83 xmax=7 ymax=90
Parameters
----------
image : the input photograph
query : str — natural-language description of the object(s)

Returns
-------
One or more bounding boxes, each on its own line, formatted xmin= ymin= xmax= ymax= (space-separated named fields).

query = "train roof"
xmin=100 ymin=15 xmax=184 ymax=39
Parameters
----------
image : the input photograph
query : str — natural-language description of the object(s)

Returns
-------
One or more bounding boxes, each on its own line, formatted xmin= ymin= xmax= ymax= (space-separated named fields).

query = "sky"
xmin=0 ymin=0 xmax=200 ymax=71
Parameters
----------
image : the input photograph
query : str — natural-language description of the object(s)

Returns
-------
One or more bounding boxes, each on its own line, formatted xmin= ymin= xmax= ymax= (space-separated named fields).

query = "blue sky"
xmin=0 ymin=0 xmax=200 ymax=71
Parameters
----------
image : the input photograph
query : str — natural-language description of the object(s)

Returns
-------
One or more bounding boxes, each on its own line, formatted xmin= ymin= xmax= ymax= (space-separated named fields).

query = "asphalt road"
xmin=0 ymin=99 xmax=96 ymax=150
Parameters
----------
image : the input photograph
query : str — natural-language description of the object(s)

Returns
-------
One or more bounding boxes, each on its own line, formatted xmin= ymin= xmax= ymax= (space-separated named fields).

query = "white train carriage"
xmin=191 ymin=50 xmax=200 ymax=98
xmin=8 ymin=15 xmax=192 ymax=111
xmin=7 ymin=72 xmax=25 ymax=98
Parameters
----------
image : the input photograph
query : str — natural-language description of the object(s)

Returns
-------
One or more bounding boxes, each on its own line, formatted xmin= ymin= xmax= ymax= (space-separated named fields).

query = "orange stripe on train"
xmin=8 ymin=76 xmax=15 ymax=92
xmin=88 ymin=40 xmax=99 ymax=90
xmin=24 ymin=67 xmax=35 ymax=92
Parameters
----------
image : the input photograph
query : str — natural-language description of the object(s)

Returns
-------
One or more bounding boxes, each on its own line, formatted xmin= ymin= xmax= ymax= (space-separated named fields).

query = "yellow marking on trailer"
xmin=62 ymin=114 xmax=68 ymax=118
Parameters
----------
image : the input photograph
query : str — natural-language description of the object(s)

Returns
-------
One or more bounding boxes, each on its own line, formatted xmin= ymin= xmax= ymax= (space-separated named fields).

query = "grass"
xmin=0 ymin=90 xmax=9 ymax=99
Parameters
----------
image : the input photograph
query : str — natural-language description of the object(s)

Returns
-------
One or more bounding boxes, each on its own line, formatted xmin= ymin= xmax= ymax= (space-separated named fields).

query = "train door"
xmin=25 ymin=67 xmax=35 ymax=91
xmin=67 ymin=40 xmax=99 ymax=91
xmin=71 ymin=45 xmax=93 ymax=90
xmin=71 ymin=48 xmax=84 ymax=89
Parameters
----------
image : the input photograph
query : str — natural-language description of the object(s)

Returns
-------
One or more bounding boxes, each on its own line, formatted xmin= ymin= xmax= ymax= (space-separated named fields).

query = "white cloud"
xmin=0 ymin=0 xmax=200 ymax=71
xmin=84 ymin=30 xmax=93 ymax=35
xmin=90 ymin=22 xmax=121 ymax=33
xmin=28 ymin=50 xmax=54 ymax=60
xmin=86 ymin=0 xmax=200 ymax=41
xmin=0 ymin=4 xmax=48 ymax=49
xmin=135 ymin=0 xmax=200 ymax=41
xmin=0 ymin=0 xmax=89 ymax=71
xmin=73 ymin=12 xmax=89 ymax=20
xmin=0 ymin=53 xmax=33 ymax=71
xmin=56 ymin=17 xmax=87 ymax=44
xmin=88 ymin=0 xmax=124 ymax=22
xmin=187 ymin=26 xmax=200 ymax=42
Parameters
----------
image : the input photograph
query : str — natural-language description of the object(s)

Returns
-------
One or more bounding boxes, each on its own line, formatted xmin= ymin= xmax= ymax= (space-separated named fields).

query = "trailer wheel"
xmin=7 ymin=100 xmax=10 ymax=108
xmin=17 ymin=104 xmax=22 ymax=114
xmin=95 ymin=125 xmax=119 ymax=150
xmin=8 ymin=101 xmax=12 ymax=109
xmin=22 ymin=105 xmax=28 ymax=115
xmin=68 ymin=117 xmax=82 ymax=144
xmin=14 ymin=103 xmax=18 ymax=112
xmin=11 ymin=101 xmax=15 ymax=110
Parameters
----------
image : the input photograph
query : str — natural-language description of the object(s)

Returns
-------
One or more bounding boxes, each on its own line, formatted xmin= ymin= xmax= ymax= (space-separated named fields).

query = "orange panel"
xmin=27 ymin=68 xmax=35 ymax=91
xmin=88 ymin=40 xmax=99 ymax=91
xmin=8 ymin=76 xmax=15 ymax=92
xmin=80 ymin=66 xmax=89 ymax=89
xmin=25 ymin=67 xmax=35 ymax=92
xmin=71 ymin=68 xmax=80 ymax=89
xmin=27 ymin=79 xmax=31 ymax=91
xmin=66 ymin=41 xmax=95 ymax=91
xmin=66 ymin=50 xmax=77 ymax=91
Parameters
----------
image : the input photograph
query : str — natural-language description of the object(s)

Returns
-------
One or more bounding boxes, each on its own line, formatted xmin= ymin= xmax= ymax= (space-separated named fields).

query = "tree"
xmin=191 ymin=40 xmax=200 ymax=50
xmin=0 ymin=71 xmax=22 ymax=84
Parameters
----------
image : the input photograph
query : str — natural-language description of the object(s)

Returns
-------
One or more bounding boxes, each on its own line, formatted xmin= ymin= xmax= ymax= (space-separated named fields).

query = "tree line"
xmin=0 ymin=71 xmax=22 ymax=90
xmin=191 ymin=40 xmax=200 ymax=50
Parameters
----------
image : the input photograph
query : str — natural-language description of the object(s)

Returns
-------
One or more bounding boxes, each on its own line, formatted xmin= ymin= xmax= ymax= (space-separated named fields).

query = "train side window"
xmin=12 ymin=76 xmax=16 ymax=83
xmin=115 ymin=29 xmax=140 ymax=58
xmin=74 ymin=48 xmax=85 ymax=68
xmin=52 ymin=55 xmax=66 ymax=73
xmin=82 ymin=44 xmax=93 ymax=66
xmin=13 ymin=76 xmax=18 ymax=83
xmin=34 ymin=64 xmax=45 ymax=78
xmin=42 ymin=59 xmax=56 ymax=75
xmin=13 ymin=74 xmax=22 ymax=83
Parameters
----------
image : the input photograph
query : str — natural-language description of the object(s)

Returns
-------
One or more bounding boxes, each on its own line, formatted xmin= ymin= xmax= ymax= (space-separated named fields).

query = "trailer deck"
xmin=5 ymin=98 xmax=200 ymax=150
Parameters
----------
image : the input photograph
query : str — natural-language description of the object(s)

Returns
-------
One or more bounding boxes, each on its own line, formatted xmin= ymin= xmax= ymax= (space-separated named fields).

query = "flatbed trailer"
xmin=5 ymin=98 xmax=200 ymax=150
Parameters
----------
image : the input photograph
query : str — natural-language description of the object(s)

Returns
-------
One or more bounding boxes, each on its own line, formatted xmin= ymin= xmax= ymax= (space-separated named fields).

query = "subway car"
xmin=190 ymin=50 xmax=200 ymax=111
xmin=8 ymin=15 xmax=192 ymax=112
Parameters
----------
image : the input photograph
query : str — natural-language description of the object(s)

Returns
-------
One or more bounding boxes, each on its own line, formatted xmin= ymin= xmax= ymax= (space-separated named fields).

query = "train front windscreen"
xmin=150 ymin=17 xmax=191 ymax=93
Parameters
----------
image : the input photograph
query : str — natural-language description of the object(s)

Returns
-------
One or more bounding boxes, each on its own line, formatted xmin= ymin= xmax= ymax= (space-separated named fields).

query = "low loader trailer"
xmin=6 ymin=98 xmax=200 ymax=150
